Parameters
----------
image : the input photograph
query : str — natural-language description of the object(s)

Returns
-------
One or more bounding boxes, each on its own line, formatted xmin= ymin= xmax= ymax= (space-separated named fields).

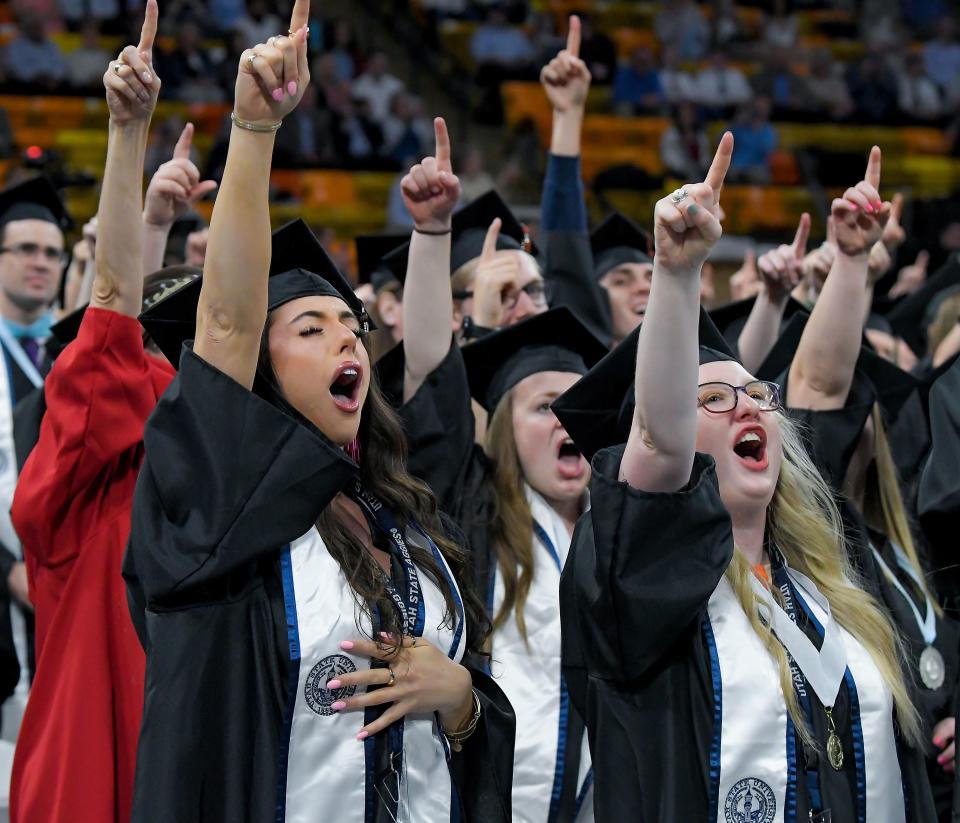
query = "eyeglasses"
xmin=697 ymin=380 xmax=782 ymax=414
xmin=453 ymin=280 xmax=552 ymax=309
xmin=0 ymin=242 xmax=67 ymax=265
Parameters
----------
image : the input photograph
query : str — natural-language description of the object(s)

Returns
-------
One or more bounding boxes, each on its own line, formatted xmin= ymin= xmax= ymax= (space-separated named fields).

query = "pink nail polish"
xmin=272 ymin=88 xmax=284 ymax=102
xmin=340 ymin=640 xmax=354 ymax=650
xmin=331 ymin=700 xmax=346 ymax=711
xmin=865 ymin=204 xmax=874 ymax=213
xmin=356 ymin=731 xmax=369 ymax=741
xmin=874 ymin=201 xmax=882 ymax=209
xmin=935 ymin=738 xmax=943 ymax=747
xmin=287 ymin=80 xmax=297 ymax=96
xmin=327 ymin=679 xmax=342 ymax=690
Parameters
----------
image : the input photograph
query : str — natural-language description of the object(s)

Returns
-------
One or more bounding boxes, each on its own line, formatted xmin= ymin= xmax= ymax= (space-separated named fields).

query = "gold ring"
xmin=387 ymin=666 xmax=396 ymax=687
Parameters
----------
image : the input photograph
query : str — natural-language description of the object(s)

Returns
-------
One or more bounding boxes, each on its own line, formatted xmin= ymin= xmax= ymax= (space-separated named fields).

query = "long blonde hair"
xmin=725 ymin=413 xmax=922 ymax=748
xmin=484 ymin=390 xmax=536 ymax=638
xmin=863 ymin=404 xmax=941 ymax=615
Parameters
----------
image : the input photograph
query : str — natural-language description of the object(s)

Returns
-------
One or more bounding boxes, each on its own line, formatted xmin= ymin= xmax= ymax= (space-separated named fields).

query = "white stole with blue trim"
xmin=282 ymin=525 xmax=466 ymax=823
xmin=799 ymin=585 xmax=905 ymax=823
xmin=707 ymin=573 xmax=907 ymax=823
xmin=708 ymin=575 xmax=790 ymax=823
xmin=489 ymin=487 xmax=592 ymax=823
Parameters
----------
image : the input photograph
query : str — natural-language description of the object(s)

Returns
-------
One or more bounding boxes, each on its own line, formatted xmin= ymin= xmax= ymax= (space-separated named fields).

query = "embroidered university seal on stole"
xmin=304 ymin=654 xmax=357 ymax=716
xmin=724 ymin=777 xmax=776 ymax=823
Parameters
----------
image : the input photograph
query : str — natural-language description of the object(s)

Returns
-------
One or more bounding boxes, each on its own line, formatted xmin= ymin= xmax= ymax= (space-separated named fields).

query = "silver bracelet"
xmin=230 ymin=112 xmax=282 ymax=133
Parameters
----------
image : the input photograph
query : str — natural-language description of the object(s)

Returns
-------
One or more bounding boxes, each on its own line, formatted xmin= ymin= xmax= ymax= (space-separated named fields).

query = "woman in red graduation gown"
xmin=8 ymin=5 xmax=207 ymax=820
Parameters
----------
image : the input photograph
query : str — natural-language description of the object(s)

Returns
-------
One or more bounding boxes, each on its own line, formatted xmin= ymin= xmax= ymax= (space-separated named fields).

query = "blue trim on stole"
xmin=532 ymin=522 xmax=571 ymax=823
xmin=702 ymin=616 xmax=723 ymax=822
xmin=785 ymin=717 xmax=798 ymax=823
xmin=275 ymin=547 xmax=302 ymax=823
xmin=843 ymin=670 xmax=867 ymax=823
xmin=792 ymin=586 xmax=867 ymax=823
xmin=574 ymin=769 xmax=594 ymax=818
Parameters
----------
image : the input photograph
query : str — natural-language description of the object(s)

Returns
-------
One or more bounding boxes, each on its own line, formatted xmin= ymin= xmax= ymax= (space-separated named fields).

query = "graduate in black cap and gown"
xmin=775 ymin=150 xmax=960 ymax=819
xmin=552 ymin=133 xmax=936 ymax=822
xmin=125 ymin=19 xmax=512 ymax=822
xmin=390 ymin=118 xmax=604 ymax=822
xmin=354 ymin=232 xmax=407 ymax=361
xmin=0 ymin=174 xmax=73 ymax=724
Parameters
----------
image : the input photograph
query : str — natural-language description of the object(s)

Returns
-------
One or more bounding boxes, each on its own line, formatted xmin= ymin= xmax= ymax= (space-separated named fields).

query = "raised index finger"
xmin=481 ymin=218 xmax=501 ymax=262
xmin=566 ymin=15 xmax=580 ymax=58
xmin=705 ymin=131 xmax=734 ymax=197
xmin=865 ymin=145 xmax=881 ymax=191
xmin=289 ymin=0 xmax=310 ymax=35
xmin=791 ymin=212 xmax=810 ymax=259
xmin=173 ymin=123 xmax=194 ymax=160
xmin=138 ymin=0 xmax=158 ymax=54
xmin=434 ymin=117 xmax=451 ymax=170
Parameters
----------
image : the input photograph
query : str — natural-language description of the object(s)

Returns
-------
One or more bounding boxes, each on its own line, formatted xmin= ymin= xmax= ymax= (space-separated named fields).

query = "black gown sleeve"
xmin=563 ymin=445 xmax=733 ymax=684
xmin=918 ymin=355 xmax=960 ymax=518
xmin=544 ymin=229 xmax=613 ymax=347
xmin=785 ymin=372 xmax=875 ymax=492
xmin=450 ymin=669 xmax=516 ymax=823
xmin=126 ymin=347 xmax=354 ymax=610
xmin=388 ymin=341 xmax=485 ymax=514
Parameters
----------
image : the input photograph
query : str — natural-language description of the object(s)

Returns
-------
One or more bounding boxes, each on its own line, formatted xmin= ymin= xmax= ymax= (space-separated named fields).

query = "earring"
xmin=346 ymin=437 xmax=362 ymax=463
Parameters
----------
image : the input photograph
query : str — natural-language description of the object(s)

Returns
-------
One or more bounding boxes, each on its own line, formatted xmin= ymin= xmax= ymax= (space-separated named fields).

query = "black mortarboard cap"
xmin=356 ymin=233 xmax=407 ymax=292
xmin=379 ymin=241 xmax=410 ymax=288
xmin=756 ymin=311 xmax=918 ymax=419
xmin=887 ymin=253 xmax=960 ymax=356
xmin=450 ymin=190 xmax=537 ymax=273
xmin=140 ymin=219 xmax=373 ymax=367
xmin=552 ymin=308 xmax=735 ymax=460
xmin=709 ymin=295 xmax=807 ymax=353
xmin=0 ymin=176 xmax=73 ymax=234
xmin=590 ymin=211 xmax=652 ymax=281
xmin=461 ymin=306 xmax=607 ymax=412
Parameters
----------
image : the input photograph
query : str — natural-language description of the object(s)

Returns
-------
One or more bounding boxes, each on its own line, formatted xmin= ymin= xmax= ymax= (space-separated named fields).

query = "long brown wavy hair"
xmin=258 ymin=312 xmax=489 ymax=657
xmin=484 ymin=389 xmax=536 ymax=638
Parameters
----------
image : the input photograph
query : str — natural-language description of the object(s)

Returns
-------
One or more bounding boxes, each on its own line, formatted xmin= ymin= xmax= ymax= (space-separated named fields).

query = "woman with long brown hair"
xmin=124 ymin=6 xmax=512 ymax=820
xmin=390 ymin=117 xmax=605 ymax=822
xmin=553 ymin=134 xmax=937 ymax=821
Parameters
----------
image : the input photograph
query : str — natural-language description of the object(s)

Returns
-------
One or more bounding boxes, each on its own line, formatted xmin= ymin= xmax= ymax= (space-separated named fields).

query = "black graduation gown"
xmin=788 ymin=376 xmax=955 ymax=819
xmin=0 ymin=340 xmax=48 ymax=709
xmin=122 ymin=348 xmax=515 ymax=823
xmin=380 ymin=341 xmax=589 ymax=820
xmin=561 ymin=445 xmax=937 ymax=821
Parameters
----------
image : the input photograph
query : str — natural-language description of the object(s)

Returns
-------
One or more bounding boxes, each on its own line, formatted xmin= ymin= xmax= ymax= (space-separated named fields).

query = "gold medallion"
xmin=826 ymin=729 xmax=844 ymax=771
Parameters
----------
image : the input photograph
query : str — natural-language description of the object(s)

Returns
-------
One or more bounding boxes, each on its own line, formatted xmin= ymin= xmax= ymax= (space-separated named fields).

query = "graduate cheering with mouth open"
xmin=553 ymin=134 xmax=937 ymax=822
xmin=123 ymin=2 xmax=513 ymax=821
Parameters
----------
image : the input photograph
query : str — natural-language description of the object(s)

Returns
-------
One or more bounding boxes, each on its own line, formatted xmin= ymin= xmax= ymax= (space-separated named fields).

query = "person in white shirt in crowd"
xmin=352 ymin=51 xmax=406 ymax=127
xmin=692 ymin=50 xmax=752 ymax=112
xmin=898 ymin=52 xmax=942 ymax=120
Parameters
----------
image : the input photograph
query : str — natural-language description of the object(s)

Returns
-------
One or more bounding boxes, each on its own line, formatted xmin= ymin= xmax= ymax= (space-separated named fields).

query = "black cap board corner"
xmin=0 ymin=176 xmax=73 ymax=234
xmin=460 ymin=306 xmax=608 ymax=412
xmin=356 ymin=233 xmax=407 ymax=292
xmin=552 ymin=307 xmax=734 ymax=461
xmin=709 ymin=295 xmax=807 ymax=352
xmin=140 ymin=219 xmax=373 ymax=367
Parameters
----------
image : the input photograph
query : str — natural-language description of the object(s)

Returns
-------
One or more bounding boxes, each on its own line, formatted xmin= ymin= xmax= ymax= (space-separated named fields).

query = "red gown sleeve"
xmin=12 ymin=307 xmax=169 ymax=572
